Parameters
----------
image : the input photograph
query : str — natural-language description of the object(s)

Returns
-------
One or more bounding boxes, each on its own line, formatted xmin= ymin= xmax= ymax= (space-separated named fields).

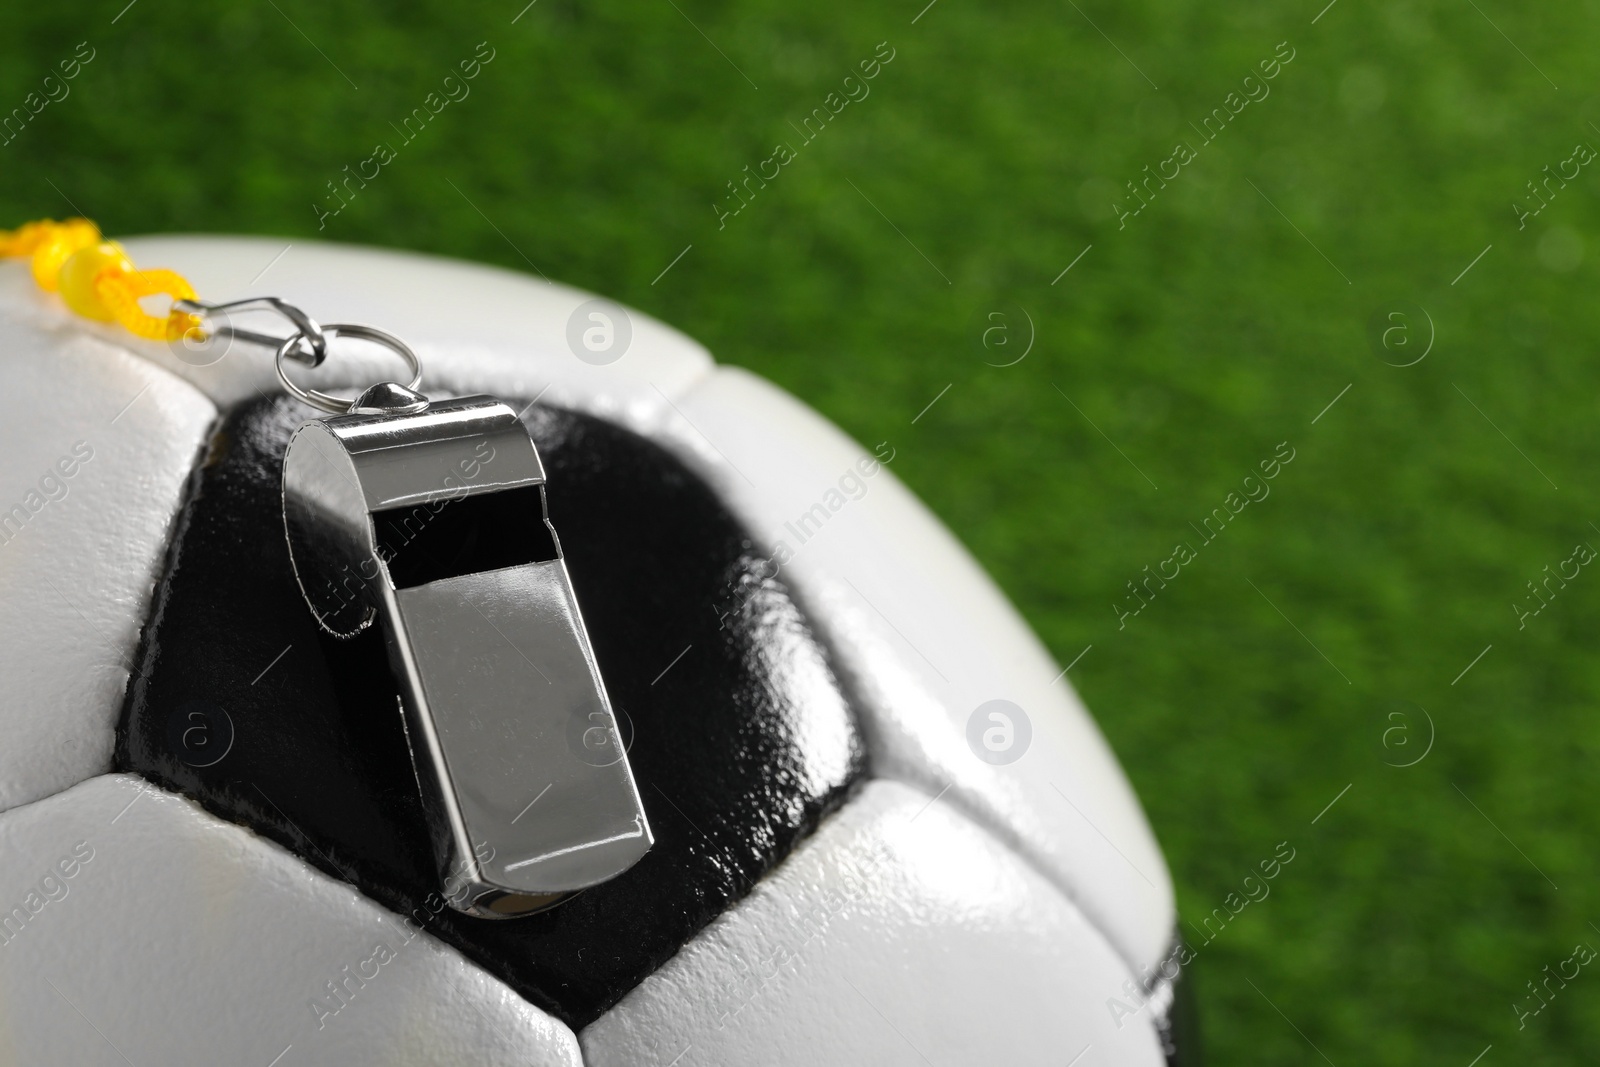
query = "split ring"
xmin=275 ymin=323 xmax=424 ymax=414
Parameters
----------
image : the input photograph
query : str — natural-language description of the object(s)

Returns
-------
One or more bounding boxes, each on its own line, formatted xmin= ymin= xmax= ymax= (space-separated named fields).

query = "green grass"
xmin=4 ymin=0 xmax=1598 ymax=1060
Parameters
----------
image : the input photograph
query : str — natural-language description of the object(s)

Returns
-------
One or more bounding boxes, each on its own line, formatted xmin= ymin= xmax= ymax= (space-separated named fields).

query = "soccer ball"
xmin=0 ymin=236 xmax=1190 ymax=1065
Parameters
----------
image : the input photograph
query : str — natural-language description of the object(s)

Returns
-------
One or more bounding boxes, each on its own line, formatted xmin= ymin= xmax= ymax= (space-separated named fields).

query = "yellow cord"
xmin=0 ymin=218 xmax=202 ymax=342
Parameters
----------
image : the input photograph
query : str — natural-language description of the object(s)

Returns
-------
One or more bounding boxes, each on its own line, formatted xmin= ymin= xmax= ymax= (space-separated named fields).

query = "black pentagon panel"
xmin=117 ymin=395 xmax=867 ymax=1027
xmin=1152 ymin=939 xmax=1202 ymax=1067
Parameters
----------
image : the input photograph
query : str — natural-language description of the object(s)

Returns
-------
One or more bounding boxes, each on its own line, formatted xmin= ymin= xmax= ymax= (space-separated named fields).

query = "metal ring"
xmin=275 ymin=323 xmax=424 ymax=414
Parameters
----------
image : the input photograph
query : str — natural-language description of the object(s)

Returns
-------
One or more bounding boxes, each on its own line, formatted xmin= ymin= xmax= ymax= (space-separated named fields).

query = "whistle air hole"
xmin=372 ymin=484 xmax=560 ymax=588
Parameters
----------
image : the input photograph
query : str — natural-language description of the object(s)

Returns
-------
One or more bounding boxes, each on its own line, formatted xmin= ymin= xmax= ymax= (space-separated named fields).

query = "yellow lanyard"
xmin=0 ymin=217 xmax=201 ymax=341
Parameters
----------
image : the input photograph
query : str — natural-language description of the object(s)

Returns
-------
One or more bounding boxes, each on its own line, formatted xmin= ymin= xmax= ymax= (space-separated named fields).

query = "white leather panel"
xmin=0 ymin=775 xmax=580 ymax=1066
xmin=0 ymin=298 xmax=215 ymax=812
xmin=582 ymin=779 xmax=1165 ymax=1067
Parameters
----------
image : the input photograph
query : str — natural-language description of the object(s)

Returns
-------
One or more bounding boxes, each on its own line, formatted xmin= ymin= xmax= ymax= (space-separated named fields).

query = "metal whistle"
xmin=282 ymin=389 xmax=652 ymax=918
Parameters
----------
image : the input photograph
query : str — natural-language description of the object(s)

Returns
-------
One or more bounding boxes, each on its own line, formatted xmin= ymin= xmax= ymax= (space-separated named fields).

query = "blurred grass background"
xmin=3 ymin=0 xmax=1597 ymax=1060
